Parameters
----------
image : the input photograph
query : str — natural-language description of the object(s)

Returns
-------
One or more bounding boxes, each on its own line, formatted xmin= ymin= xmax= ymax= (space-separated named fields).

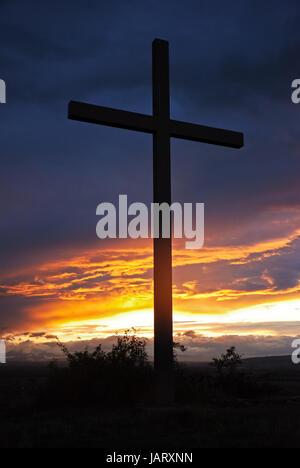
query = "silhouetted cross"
xmin=68 ymin=39 xmax=243 ymax=403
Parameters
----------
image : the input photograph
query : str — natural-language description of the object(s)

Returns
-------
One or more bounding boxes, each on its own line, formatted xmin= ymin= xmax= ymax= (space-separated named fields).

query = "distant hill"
xmin=182 ymin=355 xmax=297 ymax=372
xmin=242 ymin=355 xmax=296 ymax=371
xmin=1 ymin=354 xmax=298 ymax=372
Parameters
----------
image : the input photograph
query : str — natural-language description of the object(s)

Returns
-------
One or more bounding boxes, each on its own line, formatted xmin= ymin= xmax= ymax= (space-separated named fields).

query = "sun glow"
xmin=2 ymin=223 xmax=300 ymax=345
xmin=34 ymin=297 xmax=300 ymax=343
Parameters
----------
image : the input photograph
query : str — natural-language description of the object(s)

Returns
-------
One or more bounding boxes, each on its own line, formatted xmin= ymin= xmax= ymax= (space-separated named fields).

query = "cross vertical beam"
xmin=152 ymin=39 xmax=173 ymax=402
xmin=67 ymin=38 xmax=244 ymax=406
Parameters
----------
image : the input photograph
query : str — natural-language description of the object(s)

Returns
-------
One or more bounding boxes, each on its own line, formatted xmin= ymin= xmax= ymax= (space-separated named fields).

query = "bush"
xmin=211 ymin=346 xmax=243 ymax=375
xmin=39 ymin=329 xmax=153 ymax=408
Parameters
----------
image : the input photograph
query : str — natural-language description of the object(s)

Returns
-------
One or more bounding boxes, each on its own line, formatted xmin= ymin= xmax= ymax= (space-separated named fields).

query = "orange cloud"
xmin=1 ymin=224 xmax=300 ymax=336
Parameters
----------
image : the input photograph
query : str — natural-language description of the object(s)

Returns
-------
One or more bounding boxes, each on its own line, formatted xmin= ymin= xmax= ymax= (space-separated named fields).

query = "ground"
xmin=0 ymin=356 xmax=300 ymax=448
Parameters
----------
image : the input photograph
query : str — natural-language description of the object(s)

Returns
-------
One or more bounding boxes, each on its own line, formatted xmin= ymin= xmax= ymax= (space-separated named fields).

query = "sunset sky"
xmin=1 ymin=0 xmax=300 ymax=361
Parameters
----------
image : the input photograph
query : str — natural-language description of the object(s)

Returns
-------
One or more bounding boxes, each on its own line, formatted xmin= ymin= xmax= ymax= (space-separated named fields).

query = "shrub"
xmin=211 ymin=346 xmax=243 ymax=375
xmin=39 ymin=329 xmax=153 ymax=408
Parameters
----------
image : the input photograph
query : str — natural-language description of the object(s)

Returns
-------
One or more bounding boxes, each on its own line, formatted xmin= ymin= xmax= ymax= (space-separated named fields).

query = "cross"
xmin=68 ymin=39 xmax=243 ymax=404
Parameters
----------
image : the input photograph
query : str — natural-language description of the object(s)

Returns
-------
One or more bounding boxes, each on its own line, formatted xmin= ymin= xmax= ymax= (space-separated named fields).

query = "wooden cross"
xmin=68 ymin=38 xmax=243 ymax=403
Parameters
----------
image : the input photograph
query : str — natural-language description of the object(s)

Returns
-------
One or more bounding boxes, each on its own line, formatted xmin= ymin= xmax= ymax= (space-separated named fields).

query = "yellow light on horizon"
xmin=49 ymin=297 xmax=300 ymax=342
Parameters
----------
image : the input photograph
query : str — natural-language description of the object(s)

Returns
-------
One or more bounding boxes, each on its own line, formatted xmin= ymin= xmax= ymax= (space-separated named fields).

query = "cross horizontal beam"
xmin=68 ymin=101 xmax=154 ymax=134
xmin=170 ymin=119 xmax=243 ymax=148
xmin=68 ymin=100 xmax=243 ymax=149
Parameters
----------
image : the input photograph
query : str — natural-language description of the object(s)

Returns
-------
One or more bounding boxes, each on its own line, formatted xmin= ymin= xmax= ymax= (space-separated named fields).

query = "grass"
xmin=0 ymin=356 xmax=300 ymax=448
xmin=1 ymin=400 xmax=300 ymax=448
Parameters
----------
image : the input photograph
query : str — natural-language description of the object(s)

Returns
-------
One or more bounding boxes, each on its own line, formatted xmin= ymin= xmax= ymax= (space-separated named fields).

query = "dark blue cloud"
xmin=0 ymin=0 xmax=300 ymax=270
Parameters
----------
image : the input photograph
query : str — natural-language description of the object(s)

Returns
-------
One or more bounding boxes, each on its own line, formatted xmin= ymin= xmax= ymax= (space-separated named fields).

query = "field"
xmin=0 ymin=356 xmax=300 ymax=448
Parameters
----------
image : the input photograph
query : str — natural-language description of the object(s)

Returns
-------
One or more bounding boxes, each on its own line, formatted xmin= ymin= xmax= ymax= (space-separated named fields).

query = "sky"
xmin=1 ymin=0 xmax=300 ymax=361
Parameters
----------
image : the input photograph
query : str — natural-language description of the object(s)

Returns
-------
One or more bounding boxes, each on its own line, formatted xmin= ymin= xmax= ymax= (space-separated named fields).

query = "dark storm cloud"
xmin=1 ymin=0 xmax=300 ymax=332
xmin=1 ymin=0 xmax=299 ymax=106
